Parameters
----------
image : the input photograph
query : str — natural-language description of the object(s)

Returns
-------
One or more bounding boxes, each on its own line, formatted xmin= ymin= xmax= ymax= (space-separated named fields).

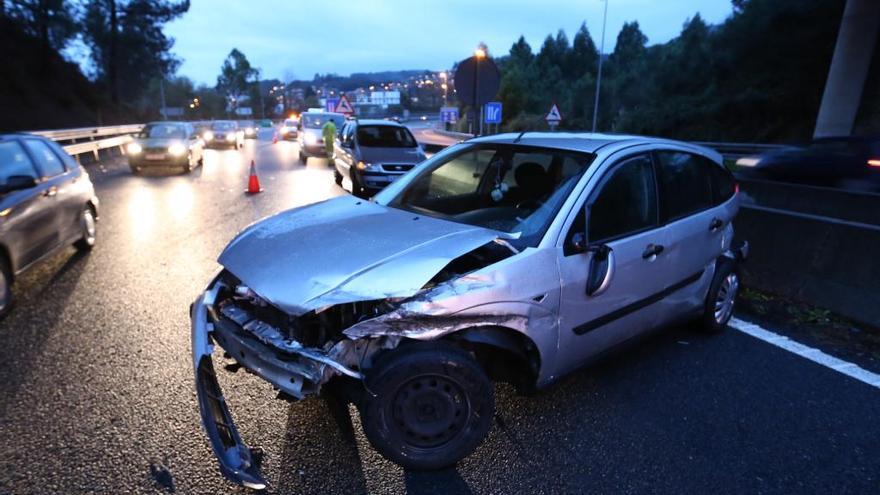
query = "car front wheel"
xmin=74 ymin=206 xmax=97 ymax=251
xmin=359 ymin=342 xmax=494 ymax=470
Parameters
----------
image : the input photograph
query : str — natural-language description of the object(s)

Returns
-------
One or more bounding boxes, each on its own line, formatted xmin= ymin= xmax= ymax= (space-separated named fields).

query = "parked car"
xmin=240 ymin=121 xmax=257 ymax=139
xmin=0 ymin=134 xmax=99 ymax=319
xmin=297 ymin=111 xmax=345 ymax=163
xmin=191 ymin=133 xmax=747 ymax=489
xmin=737 ymin=136 xmax=880 ymax=191
xmin=127 ymin=122 xmax=204 ymax=174
xmin=204 ymin=121 xmax=244 ymax=150
xmin=333 ymin=119 xmax=426 ymax=197
xmin=280 ymin=118 xmax=298 ymax=140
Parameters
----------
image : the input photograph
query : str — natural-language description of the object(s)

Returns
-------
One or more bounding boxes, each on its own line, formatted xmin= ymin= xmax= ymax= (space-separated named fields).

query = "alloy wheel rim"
xmin=391 ymin=374 xmax=469 ymax=449
xmin=714 ymin=273 xmax=739 ymax=324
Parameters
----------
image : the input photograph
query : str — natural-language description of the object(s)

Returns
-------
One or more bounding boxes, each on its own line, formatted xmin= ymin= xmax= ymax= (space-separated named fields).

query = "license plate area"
xmin=145 ymin=153 xmax=166 ymax=160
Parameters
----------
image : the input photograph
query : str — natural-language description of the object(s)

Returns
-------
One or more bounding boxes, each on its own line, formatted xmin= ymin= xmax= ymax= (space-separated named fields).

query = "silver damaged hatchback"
xmin=191 ymin=133 xmax=748 ymax=489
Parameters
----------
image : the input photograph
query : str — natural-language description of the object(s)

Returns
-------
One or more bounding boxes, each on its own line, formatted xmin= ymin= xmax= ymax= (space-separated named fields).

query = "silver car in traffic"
xmin=191 ymin=133 xmax=747 ymax=489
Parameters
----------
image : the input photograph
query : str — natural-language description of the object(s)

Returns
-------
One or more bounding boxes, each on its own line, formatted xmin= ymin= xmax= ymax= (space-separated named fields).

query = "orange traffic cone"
xmin=272 ymin=132 xmax=278 ymax=144
xmin=246 ymin=160 xmax=263 ymax=194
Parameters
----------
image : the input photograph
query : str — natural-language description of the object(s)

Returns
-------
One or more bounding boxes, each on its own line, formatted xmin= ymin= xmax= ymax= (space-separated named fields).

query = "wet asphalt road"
xmin=1 ymin=130 xmax=878 ymax=494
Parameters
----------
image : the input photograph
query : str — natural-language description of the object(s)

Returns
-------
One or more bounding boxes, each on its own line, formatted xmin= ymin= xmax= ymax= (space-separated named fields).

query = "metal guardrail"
xmin=26 ymin=124 xmax=143 ymax=162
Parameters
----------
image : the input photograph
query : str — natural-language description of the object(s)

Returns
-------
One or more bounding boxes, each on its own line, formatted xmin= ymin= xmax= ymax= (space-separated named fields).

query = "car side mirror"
xmin=585 ymin=244 xmax=614 ymax=296
xmin=581 ymin=203 xmax=614 ymax=296
xmin=0 ymin=175 xmax=37 ymax=194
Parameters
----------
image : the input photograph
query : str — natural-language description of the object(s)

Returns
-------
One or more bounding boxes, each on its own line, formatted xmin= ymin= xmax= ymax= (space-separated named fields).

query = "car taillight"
xmin=735 ymin=182 xmax=740 ymax=194
xmin=868 ymin=159 xmax=880 ymax=168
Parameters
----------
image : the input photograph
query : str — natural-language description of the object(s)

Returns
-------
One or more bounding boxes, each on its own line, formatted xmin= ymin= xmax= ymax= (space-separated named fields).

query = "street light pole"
xmin=592 ymin=0 xmax=608 ymax=133
xmin=473 ymin=47 xmax=486 ymax=136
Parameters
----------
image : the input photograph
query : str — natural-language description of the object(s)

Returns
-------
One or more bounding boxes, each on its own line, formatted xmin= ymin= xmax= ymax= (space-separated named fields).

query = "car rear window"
xmin=0 ymin=140 xmax=38 ymax=186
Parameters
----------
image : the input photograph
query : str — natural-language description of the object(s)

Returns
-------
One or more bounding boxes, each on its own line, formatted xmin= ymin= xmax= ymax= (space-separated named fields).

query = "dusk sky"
xmin=165 ymin=0 xmax=734 ymax=85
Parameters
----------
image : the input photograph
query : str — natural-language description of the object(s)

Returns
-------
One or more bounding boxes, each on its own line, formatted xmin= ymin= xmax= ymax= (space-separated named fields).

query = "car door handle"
xmin=42 ymin=187 xmax=57 ymax=197
xmin=709 ymin=218 xmax=724 ymax=231
xmin=642 ymin=243 xmax=664 ymax=259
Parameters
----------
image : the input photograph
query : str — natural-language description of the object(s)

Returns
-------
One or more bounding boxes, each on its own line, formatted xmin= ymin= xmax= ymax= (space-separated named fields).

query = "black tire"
xmin=299 ymin=151 xmax=307 ymax=164
xmin=359 ymin=342 xmax=494 ymax=470
xmin=73 ymin=206 xmax=97 ymax=251
xmin=0 ymin=255 xmax=12 ymax=320
xmin=334 ymin=169 xmax=343 ymax=186
xmin=130 ymin=165 xmax=140 ymax=175
xmin=699 ymin=258 xmax=739 ymax=333
xmin=350 ymin=171 xmax=366 ymax=198
xmin=182 ymin=155 xmax=193 ymax=174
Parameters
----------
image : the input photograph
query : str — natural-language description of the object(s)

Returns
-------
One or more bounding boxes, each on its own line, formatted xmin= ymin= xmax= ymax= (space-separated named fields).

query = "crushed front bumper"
xmin=191 ymin=281 xmax=363 ymax=489
xmin=191 ymin=286 xmax=267 ymax=489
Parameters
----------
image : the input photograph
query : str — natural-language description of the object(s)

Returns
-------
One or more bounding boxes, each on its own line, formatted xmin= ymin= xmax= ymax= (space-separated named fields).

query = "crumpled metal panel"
xmin=218 ymin=196 xmax=512 ymax=316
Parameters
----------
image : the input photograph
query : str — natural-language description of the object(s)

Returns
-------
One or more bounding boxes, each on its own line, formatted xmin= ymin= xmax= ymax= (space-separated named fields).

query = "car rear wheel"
xmin=334 ymin=169 xmax=343 ymax=186
xmin=359 ymin=342 xmax=494 ymax=470
xmin=74 ymin=206 xmax=97 ymax=251
xmin=0 ymin=256 xmax=12 ymax=320
xmin=700 ymin=259 xmax=738 ymax=333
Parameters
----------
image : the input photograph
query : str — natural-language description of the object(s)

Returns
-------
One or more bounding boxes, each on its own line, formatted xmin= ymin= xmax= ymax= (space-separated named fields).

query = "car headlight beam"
xmin=127 ymin=142 xmax=142 ymax=154
xmin=203 ymin=131 xmax=214 ymax=141
xmin=168 ymin=143 xmax=187 ymax=156
xmin=226 ymin=134 xmax=235 ymax=142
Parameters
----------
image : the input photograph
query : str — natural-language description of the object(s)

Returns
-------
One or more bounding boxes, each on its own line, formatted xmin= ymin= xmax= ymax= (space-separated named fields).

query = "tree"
xmin=216 ymin=48 xmax=258 ymax=115
xmin=82 ymin=0 xmax=190 ymax=104
xmin=566 ymin=23 xmax=599 ymax=80
xmin=6 ymin=0 xmax=77 ymax=67
xmin=610 ymin=21 xmax=648 ymax=68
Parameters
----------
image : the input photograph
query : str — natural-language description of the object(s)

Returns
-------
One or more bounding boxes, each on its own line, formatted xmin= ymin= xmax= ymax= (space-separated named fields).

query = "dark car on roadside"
xmin=127 ymin=121 xmax=205 ymax=175
xmin=0 ymin=134 xmax=99 ymax=319
xmin=737 ymin=136 xmax=880 ymax=192
xmin=204 ymin=121 xmax=244 ymax=150
xmin=333 ymin=119 xmax=427 ymax=197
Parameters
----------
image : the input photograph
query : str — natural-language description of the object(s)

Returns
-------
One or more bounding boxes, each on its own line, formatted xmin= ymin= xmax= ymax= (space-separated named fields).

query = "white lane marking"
xmin=730 ymin=318 xmax=880 ymax=389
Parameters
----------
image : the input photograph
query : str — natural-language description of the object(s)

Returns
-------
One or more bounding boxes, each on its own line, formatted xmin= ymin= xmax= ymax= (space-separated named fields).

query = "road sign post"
xmin=334 ymin=95 xmax=354 ymax=116
xmin=545 ymin=103 xmax=562 ymax=131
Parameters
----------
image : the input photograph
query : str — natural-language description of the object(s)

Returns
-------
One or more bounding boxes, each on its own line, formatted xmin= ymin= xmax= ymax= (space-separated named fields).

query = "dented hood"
xmin=218 ymin=196 xmax=506 ymax=316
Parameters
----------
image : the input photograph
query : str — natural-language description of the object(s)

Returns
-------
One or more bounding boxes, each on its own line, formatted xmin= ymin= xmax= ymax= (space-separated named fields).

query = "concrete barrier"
xmin=737 ymin=177 xmax=880 ymax=226
xmin=734 ymin=205 xmax=880 ymax=326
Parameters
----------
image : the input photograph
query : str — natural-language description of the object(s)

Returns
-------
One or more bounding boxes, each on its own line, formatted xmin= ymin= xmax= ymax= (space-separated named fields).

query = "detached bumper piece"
xmin=195 ymin=356 xmax=267 ymax=490
xmin=192 ymin=290 xmax=267 ymax=490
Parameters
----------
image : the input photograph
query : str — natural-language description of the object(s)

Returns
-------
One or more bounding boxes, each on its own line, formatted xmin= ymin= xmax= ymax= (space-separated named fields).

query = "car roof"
xmin=352 ymin=119 xmax=405 ymax=128
xmin=145 ymin=121 xmax=188 ymax=126
xmin=467 ymin=132 xmax=722 ymax=162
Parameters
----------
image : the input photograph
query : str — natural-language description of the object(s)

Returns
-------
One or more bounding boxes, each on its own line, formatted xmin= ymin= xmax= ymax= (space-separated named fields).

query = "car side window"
xmin=587 ymin=154 xmax=658 ymax=243
xmin=708 ymin=160 xmax=736 ymax=204
xmin=655 ymin=151 xmax=713 ymax=220
xmin=23 ymin=139 xmax=66 ymax=178
xmin=0 ymin=141 xmax=39 ymax=187
xmin=45 ymin=140 xmax=78 ymax=171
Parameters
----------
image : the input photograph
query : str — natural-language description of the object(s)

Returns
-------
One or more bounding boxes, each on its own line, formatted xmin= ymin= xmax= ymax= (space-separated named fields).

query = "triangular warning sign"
xmin=545 ymin=103 xmax=562 ymax=123
xmin=334 ymin=94 xmax=354 ymax=115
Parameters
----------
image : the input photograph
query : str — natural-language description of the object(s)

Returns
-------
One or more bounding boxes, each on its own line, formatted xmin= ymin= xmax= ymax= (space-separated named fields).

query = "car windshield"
xmin=240 ymin=121 xmax=254 ymax=127
xmin=384 ymin=143 xmax=595 ymax=248
xmin=212 ymin=121 xmax=236 ymax=131
xmin=138 ymin=124 xmax=186 ymax=139
xmin=357 ymin=125 xmax=416 ymax=148
xmin=302 ymin=114 xmax=343 ymax=129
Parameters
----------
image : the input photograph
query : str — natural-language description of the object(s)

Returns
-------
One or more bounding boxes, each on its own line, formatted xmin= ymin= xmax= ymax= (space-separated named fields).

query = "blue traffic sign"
xmin=325 ymin=98 xmax=339 ymax=113
xmin=484 ymin=102 xmax=502 ymax=124
xmin=440 ymin=106 xmax=459 ymax=123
